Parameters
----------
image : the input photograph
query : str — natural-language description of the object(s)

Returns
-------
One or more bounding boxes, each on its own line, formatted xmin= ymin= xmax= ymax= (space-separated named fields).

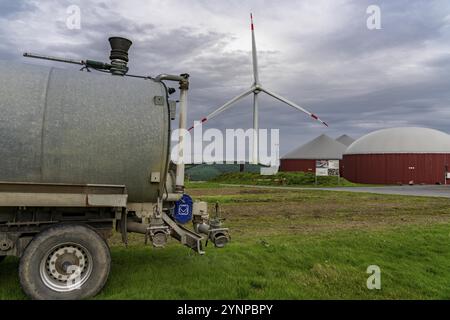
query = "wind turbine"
xmin=189 ymin=13 xmax=328 ymax=164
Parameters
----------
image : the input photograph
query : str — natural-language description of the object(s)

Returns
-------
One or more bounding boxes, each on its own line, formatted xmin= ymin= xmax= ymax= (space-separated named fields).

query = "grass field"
xmin=1 ymin=185 xmax=450 ymax=299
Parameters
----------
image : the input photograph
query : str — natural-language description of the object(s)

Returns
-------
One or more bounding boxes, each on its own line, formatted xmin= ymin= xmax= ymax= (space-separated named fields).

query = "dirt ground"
xmin=188 ymin=186 xmax=450 ymax=238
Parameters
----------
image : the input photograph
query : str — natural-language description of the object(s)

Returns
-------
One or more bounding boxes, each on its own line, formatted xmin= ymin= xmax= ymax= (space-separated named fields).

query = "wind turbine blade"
xmin=251 ymin=13 xmax=260 ymax=85
xmin=261 ymin=87 xmax=329 ymax=127
xmin=188 ymin=87 xmax=254 ymax=131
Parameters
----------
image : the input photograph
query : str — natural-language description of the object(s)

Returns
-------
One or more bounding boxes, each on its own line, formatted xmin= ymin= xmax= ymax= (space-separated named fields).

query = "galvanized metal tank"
xmin=0 ymin=61 xmax=170 ymax=203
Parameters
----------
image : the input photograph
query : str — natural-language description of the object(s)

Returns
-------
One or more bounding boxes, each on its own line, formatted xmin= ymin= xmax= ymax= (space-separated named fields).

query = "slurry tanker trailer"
xmin=0 ymin=37 xmax=229 ymax=300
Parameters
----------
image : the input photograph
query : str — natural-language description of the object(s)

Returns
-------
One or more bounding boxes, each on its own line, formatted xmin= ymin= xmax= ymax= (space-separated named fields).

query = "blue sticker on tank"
xmin=174 ymin=194 xmax=193 ymax=224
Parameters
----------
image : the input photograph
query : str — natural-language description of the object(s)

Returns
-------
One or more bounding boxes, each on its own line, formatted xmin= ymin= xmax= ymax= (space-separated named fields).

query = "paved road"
xmin=220 ymin=184 xmax=450 ymax=198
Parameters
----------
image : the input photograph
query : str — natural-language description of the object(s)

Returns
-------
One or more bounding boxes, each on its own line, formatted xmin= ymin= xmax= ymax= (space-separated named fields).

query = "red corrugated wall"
xmin=343 ymin=153 xmax=450 ymax=184
xmin=280 ymin=159 xmax=316 ymax=172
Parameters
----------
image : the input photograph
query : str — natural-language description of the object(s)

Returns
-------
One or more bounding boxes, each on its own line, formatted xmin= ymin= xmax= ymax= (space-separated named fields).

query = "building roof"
xmin=336 ymin=134 xmax=355 ymax=146
xmin=345 ymin=127 xmax=450 ymax=155
xmin=282 ymin=134 xmax=348 ymax=160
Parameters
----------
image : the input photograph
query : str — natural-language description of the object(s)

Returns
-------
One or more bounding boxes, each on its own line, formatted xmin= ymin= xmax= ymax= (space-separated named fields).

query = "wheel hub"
xmin=40 ymin=243 xmax=93 ymax=293
xmin=48 ymin=246 xmax=86 ymax=282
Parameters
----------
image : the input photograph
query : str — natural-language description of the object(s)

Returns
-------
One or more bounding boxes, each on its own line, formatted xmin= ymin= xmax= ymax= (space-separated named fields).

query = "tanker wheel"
xmin=0 ymin=256 xmax=5 ymax=264
xmin=19 ymin=224 xmax=111 ymax=300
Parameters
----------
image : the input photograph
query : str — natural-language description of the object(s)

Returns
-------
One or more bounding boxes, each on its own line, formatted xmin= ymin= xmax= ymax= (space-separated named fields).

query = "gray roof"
xmin=345 ymin=127 xmax=450 ymax=155
xmin=336 ymin=134 xmax=355 ymax=146
xmin=282 ymin=134 xmax=348 ymax=160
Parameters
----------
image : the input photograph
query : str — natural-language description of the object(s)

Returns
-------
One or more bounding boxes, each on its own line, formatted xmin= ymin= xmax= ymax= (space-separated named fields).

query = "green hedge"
xmin=211 ymin=171 xmax=356 ymax=186
xmin=185 ymin=164 xmax=261 ymax=181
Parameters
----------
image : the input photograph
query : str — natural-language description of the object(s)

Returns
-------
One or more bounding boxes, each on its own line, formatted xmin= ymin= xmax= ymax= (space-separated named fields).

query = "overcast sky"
xmin=1 ymin=0 xmax=449 ymax=156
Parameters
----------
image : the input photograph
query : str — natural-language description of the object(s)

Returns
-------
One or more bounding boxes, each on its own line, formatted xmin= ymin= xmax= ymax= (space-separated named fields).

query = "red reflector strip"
xmin=188 ymin=117 xmax=208 ymax=131
xmin=311 ymin=114 xmax=328 ymax=126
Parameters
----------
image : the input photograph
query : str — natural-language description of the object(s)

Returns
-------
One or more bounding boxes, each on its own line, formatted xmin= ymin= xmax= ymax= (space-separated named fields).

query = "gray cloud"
xmin=0 ymin=1 xmax=37 ymax=17
xmin=0 ymin=0 xmax=449 ymax=157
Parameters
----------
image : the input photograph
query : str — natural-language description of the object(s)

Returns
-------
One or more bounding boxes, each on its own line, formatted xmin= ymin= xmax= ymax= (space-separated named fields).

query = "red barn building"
xmin=343 ymin=127 xmax=450 ymax=185
xmin=280 ymin=134 xmax=348 ymax=173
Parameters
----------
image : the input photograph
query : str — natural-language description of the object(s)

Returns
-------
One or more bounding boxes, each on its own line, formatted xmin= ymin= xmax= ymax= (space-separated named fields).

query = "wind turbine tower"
xmin=190 ymin=14 xmax=328 ymax=165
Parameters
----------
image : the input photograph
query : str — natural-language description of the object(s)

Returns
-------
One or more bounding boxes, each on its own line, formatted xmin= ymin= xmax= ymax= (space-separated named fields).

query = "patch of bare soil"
xmin=187 ymin=187 xmax=280 ymax=196
xmin=220 ymin=200 xmax=450 ymax=237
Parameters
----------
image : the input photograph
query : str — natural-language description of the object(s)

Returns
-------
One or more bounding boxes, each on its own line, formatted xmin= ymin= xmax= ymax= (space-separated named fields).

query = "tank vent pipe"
xmin=108 ymin=37 xmax=132 ymax=76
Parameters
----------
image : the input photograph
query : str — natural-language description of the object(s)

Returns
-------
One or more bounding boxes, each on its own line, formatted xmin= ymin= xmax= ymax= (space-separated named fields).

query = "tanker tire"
xmin=0 ymin=256 xmax=5 ymax=264
xmin=19 ymin=224 xmax=111 ymax=300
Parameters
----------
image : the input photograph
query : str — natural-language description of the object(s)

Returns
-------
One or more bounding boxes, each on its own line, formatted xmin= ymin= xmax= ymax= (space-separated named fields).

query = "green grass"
xmin=101 ymin=224 xmax=450 ymax=299
xmin=1 ymin=187 xmax=450 ymax=299
xmin=2 ymin=224 xmax=450 ymax=299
